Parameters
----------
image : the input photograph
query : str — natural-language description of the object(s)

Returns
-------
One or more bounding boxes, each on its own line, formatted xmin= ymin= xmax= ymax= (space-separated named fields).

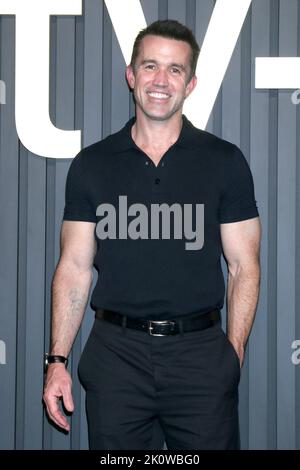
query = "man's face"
xmin=126 ymin=35 xmax=197 ymax=122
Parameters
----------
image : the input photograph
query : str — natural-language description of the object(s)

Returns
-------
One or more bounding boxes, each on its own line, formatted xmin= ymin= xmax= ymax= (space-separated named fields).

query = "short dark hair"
xmin=130 ymin=20 xmax=200 ymax=80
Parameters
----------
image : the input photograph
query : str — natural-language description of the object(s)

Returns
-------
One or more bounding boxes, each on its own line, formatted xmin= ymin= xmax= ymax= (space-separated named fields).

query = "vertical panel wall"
xmin=0 ymin=0 xmax=299 ymax=449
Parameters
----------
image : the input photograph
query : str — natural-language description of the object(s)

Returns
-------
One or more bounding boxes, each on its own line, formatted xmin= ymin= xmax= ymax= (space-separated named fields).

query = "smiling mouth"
xmin=147 ymin=91 xmax=171 ymax=100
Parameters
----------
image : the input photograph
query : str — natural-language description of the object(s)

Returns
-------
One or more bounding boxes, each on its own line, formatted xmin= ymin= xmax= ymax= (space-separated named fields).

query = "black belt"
xmin=95 ymin=308 xmax=221 ymax=336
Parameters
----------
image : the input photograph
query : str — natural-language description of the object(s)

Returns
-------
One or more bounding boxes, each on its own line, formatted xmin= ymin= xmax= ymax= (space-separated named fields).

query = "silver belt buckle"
xmin=148 ymin=320 xmax=175 ymax=336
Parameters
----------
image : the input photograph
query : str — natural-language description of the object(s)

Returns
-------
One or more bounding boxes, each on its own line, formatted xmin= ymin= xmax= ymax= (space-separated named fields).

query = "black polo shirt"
xmin=63 ymin=115 xmax=259 ymax=320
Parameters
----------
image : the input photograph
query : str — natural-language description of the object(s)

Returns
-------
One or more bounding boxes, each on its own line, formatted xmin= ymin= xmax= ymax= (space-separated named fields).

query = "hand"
xmin=43 ymin=363 xmax=74 ymax=431
xmin=232 ymin=341 xmax=244 ymax=369
xmin=227 ymin=336 xmax=244 ymax=369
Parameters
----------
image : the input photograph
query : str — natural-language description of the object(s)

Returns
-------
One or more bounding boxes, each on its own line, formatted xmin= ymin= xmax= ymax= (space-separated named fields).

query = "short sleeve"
xmin=219 ymin=145 xmax=259 ymax=224
xmin=63 ymin=151 xmax=97 ymax=223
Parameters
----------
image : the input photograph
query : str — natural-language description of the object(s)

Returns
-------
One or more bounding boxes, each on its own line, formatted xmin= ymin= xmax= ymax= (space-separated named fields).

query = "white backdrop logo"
xmin=0 ymin=0 xmax=299 ymax=158
xmin=0 ymin=79 xmax=6 ymax=104
xmin=0 ymin=340 xmax=6 ymax=365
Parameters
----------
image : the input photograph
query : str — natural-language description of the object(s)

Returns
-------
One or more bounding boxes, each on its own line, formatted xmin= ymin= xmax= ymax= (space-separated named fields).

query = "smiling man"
xmin=43 ymin=20 xmax=261 ymax=450
xmin=127 ymin=34 xmax=196 ymax=123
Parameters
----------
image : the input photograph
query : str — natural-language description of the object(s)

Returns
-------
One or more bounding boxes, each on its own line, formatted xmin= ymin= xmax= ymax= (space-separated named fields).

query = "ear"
xmin=185 ymin=75 xmax=197 ymax=99
xmin=126 ymin=65 xmax=135 ymax=90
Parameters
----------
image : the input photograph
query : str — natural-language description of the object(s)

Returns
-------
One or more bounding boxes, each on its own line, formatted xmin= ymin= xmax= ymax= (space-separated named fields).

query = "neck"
xmin=131 ymin=110 xmax=183 ymax=150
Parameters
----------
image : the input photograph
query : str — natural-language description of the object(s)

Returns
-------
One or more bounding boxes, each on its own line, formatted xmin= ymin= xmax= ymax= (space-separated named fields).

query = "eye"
xmin=144 ymin=64 xmax=156 ymax=71
xmin=170 ymin=67 xmax=181 ymax=74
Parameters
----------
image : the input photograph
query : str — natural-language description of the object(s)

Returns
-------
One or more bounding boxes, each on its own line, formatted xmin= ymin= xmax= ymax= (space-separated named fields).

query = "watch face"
xmin=44 ymin=354 xmax=49 ymax=373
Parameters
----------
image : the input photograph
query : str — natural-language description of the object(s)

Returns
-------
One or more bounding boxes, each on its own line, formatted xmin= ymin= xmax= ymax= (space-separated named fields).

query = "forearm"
xmin=226 ymin=262 xmax=260 ymax=356
xmin=50 ymin=263 xmax=93 ymax=357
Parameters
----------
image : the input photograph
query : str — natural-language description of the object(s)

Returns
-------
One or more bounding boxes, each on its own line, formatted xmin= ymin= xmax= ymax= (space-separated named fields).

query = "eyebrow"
xmin=140 ymin=59 xmax=186 ymax=71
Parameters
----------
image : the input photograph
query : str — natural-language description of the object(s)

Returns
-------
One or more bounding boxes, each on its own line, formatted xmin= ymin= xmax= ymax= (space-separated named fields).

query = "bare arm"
xmin=43 ymin=220 xmax=96 ymax=431
xmin=50 ymin=221 xmax=96 ymax=356
xmin=220 ymin=217 xmax=261 ymax=367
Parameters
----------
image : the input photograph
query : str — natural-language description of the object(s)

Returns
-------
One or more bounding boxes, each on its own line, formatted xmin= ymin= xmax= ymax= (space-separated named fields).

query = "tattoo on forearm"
xmin=51 ymin=286 xmax=88 ymax=354
xmin=69 ymin=287 xmax=86 ymax=315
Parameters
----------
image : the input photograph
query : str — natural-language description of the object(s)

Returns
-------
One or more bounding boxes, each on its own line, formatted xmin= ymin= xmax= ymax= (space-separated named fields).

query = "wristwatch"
xmin=44 ymin=353 xmax=68 ymax=372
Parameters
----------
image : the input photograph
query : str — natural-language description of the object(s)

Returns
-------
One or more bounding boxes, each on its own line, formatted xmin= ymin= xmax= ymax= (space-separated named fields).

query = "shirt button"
xmin=145 ymin=161 xmax=149 ymax=165
xmin=155 ymin=178 xmax=160 ymax=185
xmin=161 ymin=162 xmax=165 ymax=167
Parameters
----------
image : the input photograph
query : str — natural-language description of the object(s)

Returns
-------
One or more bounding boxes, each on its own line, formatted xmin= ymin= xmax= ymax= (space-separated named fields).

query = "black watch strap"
xmin=44 ymin=353 xmax=68 ymax=369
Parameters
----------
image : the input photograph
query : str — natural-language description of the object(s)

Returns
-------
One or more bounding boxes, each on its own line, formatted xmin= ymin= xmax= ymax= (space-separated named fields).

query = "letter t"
xmin=0 ymin=0 xmax=82 ymax=158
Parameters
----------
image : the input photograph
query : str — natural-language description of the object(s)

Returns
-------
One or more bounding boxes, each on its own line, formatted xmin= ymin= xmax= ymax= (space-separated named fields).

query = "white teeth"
xmin=148 ymin=92 xmax=169 ymax=99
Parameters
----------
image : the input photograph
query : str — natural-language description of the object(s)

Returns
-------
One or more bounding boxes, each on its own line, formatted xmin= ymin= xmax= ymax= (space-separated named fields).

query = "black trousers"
xmin=78 ymin=315 xmax=241 ymax=450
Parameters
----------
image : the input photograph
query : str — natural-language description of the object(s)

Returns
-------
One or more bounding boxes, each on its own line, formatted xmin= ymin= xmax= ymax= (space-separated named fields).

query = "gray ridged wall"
xmin=0 ymin=0 xmax=299 ymax=450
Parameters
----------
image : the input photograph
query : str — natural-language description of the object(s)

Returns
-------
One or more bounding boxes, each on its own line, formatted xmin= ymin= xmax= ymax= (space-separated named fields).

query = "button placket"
xmin=140 ymin=151 xmax=168 ymax=193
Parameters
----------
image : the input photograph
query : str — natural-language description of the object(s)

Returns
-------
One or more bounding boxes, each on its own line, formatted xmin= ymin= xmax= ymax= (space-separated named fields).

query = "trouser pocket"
xmin=219 ymin=327 xmax=241 ymax=383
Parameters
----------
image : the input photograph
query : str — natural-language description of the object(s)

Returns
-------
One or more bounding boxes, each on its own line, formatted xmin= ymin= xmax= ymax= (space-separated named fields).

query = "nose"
xmin=152 ymin=68 xmax=169 ymax=87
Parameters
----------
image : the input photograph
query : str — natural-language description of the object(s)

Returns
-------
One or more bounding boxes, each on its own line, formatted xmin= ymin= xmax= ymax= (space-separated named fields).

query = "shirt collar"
xmin=111 ymin=114 xmax=201 ymax=154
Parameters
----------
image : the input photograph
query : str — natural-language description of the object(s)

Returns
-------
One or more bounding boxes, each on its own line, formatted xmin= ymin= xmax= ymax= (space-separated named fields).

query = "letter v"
xmin=184 ymin=0 xmax=252 ymax=129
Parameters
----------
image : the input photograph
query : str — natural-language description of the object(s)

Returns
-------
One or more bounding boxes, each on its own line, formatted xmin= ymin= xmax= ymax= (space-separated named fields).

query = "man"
xmin=43 ymin=19 xmax=261 ymax=450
